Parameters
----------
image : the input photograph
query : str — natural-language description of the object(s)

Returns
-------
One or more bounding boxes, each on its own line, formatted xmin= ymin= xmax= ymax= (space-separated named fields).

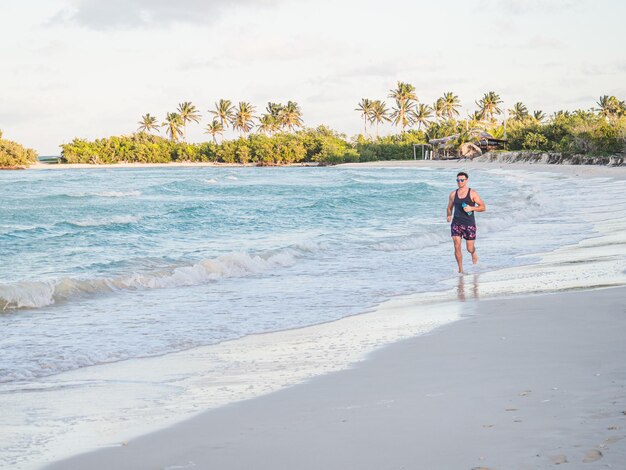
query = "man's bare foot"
xmin=472 ymin=251 xmax=478 ymax=264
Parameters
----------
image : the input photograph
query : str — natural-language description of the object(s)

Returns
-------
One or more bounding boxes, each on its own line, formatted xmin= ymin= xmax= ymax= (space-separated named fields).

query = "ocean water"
xmin=1 ymin=166 xmax=625 ymax=468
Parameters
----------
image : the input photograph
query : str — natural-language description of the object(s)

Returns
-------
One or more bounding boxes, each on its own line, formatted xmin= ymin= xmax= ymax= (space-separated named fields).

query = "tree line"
xmin=137 ymin=100 xmax=304 ymax=143
xmin=355 ymin=82 xmax=625 ymax=156
xmin=4 ymin=83 xmax=625 ymax=167
xmin=60 ymin=126 xmax=363 ymax=165
xmin=0 ymin=129 xmax=38 ymax=168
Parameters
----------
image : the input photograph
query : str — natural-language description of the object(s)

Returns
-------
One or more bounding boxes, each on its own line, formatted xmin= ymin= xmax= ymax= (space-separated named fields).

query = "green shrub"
xmin=522 ymin=132 xmax=549 ymax=150
xmin=506 ymin=113 xmax=625 ymax=155
xmin=0 ymin=133 xmax=38 ymax=167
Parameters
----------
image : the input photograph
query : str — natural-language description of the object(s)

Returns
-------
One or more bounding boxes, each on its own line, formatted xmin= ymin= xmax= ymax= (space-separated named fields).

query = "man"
xmin=446 ymin=171 xmax=486 ymax=274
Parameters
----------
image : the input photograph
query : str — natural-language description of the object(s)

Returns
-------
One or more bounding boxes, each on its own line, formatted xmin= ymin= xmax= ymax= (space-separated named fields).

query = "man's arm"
xmin=446 ymin=191 xmax=455 ymax=222
xmin=467 ymin=190 xmax=486 ymax=213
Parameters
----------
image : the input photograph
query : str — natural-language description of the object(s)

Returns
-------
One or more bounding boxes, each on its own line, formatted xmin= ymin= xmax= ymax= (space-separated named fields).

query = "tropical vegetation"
xmin=0 ymin=129 xmax=38 ymax=167
xmin=353 ymin=88 xmax=625 ymax=158
xmin=60 ymin=126 xmax=359 ymax=165
xmin=58 ymin=89 xmax=626 ymax=166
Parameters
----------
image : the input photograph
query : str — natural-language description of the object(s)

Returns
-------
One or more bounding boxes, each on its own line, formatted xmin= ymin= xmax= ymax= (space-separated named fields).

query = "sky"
xmin=1 ymin=0 xmax=625 ymax=155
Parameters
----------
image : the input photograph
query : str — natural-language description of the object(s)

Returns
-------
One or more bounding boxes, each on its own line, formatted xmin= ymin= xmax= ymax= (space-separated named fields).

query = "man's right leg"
xmin=453 ymin=236 xmax=463 ymax=273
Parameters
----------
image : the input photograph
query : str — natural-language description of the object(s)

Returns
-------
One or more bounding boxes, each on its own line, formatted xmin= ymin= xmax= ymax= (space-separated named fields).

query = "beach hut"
xmin=429 ymin=131 xmax=506 ymax=159
xmin=475 ymin=131 xmax=507 ymax=153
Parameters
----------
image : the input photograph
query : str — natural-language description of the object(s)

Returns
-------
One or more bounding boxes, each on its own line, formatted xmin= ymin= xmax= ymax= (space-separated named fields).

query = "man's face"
xmin=456 ymin=175 xmax=468 ymax=188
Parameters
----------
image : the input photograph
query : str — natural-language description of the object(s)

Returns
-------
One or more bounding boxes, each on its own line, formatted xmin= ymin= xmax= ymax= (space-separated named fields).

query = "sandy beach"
xmin=338 ymin=159 xmax=626 ymax=180
xmin=46 ymin=286 xmax=626 ymax=469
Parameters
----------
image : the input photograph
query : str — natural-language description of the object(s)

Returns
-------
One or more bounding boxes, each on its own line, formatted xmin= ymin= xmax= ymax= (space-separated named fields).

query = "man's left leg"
xmin=466 ymin=239 xmax=478 ymax=265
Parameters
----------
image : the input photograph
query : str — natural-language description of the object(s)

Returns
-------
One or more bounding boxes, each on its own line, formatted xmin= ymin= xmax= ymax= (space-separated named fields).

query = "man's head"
xmin=456 ymin=172 xmax=468 ymax=187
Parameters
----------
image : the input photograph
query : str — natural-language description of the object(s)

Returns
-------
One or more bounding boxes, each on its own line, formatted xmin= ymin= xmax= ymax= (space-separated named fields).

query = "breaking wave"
xmin=0 ymin=243 xmax=321 ymax=311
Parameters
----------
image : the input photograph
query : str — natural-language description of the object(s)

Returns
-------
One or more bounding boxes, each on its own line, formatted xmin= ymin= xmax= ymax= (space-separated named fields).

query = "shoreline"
xmin=20 ymin=159 xmax=626 ymax=180
xmin=46 ymin=286 xmax=626 ymax=469
xmin=26 ymin=162 xmax=319 ymax=169
xmin=337 ymin=159 xmax=626 ymax=179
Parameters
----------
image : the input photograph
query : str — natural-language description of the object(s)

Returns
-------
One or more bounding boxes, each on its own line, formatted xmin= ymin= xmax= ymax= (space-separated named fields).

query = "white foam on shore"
xmin=0 ymin=295 xmax=464 ymax=469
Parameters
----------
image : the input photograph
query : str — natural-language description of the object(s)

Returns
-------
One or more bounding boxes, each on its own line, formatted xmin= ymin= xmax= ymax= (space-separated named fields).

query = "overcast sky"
xmin=1 ymin=0 xmax=625 ymax=154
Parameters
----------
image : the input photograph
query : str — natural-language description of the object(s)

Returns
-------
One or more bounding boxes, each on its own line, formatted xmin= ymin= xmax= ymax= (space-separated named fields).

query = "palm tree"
xmin=391 ymin=99 xmax=415 ymax=132
xmin=232 ymin=102 xmax=256 ymax=137
xmin=205 ymin=120 xmax=224 ymax=144
xmin=468 ymin=110 xmax=485 ymax=125
xmin=476 ymin=91 xmax=503 ymax=122
xmin=441 ymin=92 xmax=461 ymax=119
xmin=259 ymin=102 xmax=283 ymax=134
xmin=389 ymin=82 xmax=418 ymax=133
xmin=552 ymin=110 xmax=571 ymax=120
xmin=596 ymin=95 xmax=626 ymax=120
xmin=389 ymin=81 xmax=418 ymax=103
xmin=280 ymin=101 xmax=304 ymax=132
xmin=356 ymin=99 xmax=375 ymax=136
xmin=210 ymin=99 xmax=235 ymax=131
xmin=533 ymin=110 xmax=546 ymax=123
xmin=369 ymin=100 xmax=390 ymax=138
xmin=177 ymin=102 xmax=201 ymax=140
xmin=508 ymin=102 xmax=529 ymax=121
xmin=137 ymin=113 xmax=160 ymax=133
xmin=412 ymin=103 xmax=433 ymax=131
xmin=266 ymin=102 xmax=284 ymax=119
xmin=162 ymin=112 xmax=183 ymax=141
xmin=433 ymin=98 xmax=445 ymax=121
xmin=257 ymin=114 xmax=278 ymax=135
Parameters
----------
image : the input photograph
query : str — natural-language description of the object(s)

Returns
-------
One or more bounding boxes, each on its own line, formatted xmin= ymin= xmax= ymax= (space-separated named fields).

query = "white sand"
xmin=338 ymin=159 xmax=626 ymax=179
xmin=45 ymin=287 xmax=626 ymax=469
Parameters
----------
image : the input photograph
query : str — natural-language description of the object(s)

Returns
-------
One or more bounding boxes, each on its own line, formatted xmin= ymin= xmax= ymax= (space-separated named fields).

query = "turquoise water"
xmin=0 ymin=167 xmax=597 ymax=384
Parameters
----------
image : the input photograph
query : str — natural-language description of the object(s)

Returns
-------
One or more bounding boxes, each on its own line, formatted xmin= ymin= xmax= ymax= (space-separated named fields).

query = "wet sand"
xmin=46 ymin=286 xmax=626 ymax=469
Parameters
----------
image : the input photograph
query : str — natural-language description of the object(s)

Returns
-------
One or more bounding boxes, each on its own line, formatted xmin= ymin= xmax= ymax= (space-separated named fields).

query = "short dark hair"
xmin=457 ymin=172 xmax=469 ymax=179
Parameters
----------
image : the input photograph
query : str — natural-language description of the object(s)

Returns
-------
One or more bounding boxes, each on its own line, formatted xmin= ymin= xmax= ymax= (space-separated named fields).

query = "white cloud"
xmin=56 ymin=0 xmax=279 ymax=29
xmin=487 ymin=0 xmax=583 ymax=14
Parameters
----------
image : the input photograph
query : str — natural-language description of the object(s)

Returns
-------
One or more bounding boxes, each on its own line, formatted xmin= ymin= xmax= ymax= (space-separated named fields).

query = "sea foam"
xmin=0 ymin=244 xmax=316 ymax=310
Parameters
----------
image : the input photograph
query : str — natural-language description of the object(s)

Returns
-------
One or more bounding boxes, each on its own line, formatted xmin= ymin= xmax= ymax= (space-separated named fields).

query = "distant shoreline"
xmin=27 ymin=161 xmax=321 ymax=170
xmin=338 ymin=159 xmax=626 ymax=179
xmin=23 ymin=159 xmax=626 ymax=180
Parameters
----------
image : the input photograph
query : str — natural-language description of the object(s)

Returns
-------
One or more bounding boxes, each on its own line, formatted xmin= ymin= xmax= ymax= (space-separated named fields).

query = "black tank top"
xmin=453 ymin=188 xmax=476 ymax=225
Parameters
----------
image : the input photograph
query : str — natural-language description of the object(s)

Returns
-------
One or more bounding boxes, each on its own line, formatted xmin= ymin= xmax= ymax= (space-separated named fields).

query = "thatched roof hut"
xmin=428 ymin=131 xmax=506 ymax=159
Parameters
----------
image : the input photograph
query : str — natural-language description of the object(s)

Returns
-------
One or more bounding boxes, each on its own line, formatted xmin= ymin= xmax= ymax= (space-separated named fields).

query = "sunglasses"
xmin=456 ymin=178 xmax=466 ymax=182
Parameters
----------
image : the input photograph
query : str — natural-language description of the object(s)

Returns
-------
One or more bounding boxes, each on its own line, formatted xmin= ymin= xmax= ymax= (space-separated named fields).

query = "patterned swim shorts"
xmin=451 ymin=222 xmax=476 ymax=240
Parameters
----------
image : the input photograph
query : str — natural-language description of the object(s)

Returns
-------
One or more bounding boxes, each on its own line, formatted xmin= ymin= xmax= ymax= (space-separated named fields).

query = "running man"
xmin=446 ymin=172 xmax=486 ymax=273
